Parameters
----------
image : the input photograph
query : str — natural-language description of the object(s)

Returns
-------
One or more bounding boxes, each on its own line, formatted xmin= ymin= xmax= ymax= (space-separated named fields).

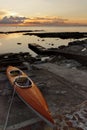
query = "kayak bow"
xmin=6 ymin=66 xmax=54 ymax=127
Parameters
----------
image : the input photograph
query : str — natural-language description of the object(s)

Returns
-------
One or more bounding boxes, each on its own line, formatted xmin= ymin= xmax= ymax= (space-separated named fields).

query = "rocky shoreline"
xmin=0 ymin=33 xmax=87 ymax=130
xmin=24 ymin=32 xmax=87 ymax=39
xmin=29 ymin=39 xmax=87 ymax=66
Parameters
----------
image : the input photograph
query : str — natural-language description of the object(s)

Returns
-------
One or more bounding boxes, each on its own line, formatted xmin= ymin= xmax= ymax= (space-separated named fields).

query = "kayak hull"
xmin=6 ymin=66 xmax=54 ymax=126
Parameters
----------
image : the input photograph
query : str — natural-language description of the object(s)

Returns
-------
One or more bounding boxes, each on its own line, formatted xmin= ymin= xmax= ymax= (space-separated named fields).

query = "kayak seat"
xmin=10 ymin=70 xmax=22 ymax=76
xmin=14 ymin=76 xmax=32 ymax=88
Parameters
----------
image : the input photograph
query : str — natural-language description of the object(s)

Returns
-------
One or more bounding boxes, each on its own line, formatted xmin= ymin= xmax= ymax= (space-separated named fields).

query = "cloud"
xmin=0 ymin=16 xmax=27 ymax=24
xmin=0 ymin=15 xmax=67 ymax=26
xmin=24 ymin=16 xmax=87 ymax=26
xmin=0 ymin=15 xmax=87 ymax=26
xmin=24 ymin=16 xmax=68 ymax=26
xmin=0 ymin=10 xmax=9 ymax=17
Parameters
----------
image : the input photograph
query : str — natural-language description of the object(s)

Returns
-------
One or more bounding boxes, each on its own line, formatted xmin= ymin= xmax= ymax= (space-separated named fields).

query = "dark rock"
xmin=17 ymin=42 xmax=22 ymax=45
xmin=25 ymin=32 xmax=87 ymax=39
xmin=58 ymin=45 xmax=66 ymax=49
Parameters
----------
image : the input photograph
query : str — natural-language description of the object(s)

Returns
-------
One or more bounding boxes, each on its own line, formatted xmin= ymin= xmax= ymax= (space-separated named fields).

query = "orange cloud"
xmin=0 ymin=10 xmax=9 ymax=18
xmin=68 ymin=18 xmax=87 ymax=25
xmin=24 ymin=17 xmax=87 ymax=26
xmin=24 ymin=16 xmax=68 ymax=26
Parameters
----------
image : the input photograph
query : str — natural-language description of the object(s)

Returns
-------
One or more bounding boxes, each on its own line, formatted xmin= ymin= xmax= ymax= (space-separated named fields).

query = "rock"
xmin=64 ymin=101 xmax=87 ymax=130
xmin=17 ymin=42 xmax=22 ymax=45
xmin=58 ymin=45 xmax=66 ymax=49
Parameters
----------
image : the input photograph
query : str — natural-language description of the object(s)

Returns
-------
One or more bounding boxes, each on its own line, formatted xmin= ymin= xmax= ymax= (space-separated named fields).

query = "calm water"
xmin=0 ymin=26 xmax=87 ymax=56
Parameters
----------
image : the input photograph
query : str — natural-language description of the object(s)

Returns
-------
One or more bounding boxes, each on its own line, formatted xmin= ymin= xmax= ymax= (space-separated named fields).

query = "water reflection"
xmin=0 ymin=33 xmax=22 ymax=39
xmin=0 ymin=33 xmax=72 ymax=56
xmin=0 ymin=42 xmax=2 ymax=46
xmin=0 ymin=32 xmax=84 ymax=56
xmin=0 ymin=33 xmax=38 ymax=56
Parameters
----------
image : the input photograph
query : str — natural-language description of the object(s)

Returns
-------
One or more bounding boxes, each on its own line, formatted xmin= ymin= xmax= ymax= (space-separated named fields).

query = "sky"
xmin=0 ymin=0 xmax=87 ymax=26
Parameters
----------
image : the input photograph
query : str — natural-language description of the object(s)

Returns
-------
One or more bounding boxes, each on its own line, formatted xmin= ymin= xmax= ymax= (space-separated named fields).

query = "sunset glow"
xmin=0 ymin=0 xmax=87 ymax=26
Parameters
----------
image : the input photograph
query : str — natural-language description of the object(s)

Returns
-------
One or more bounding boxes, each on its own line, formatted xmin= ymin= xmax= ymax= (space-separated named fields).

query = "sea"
xmin=0 ymin=26 xmax=87 ymax=56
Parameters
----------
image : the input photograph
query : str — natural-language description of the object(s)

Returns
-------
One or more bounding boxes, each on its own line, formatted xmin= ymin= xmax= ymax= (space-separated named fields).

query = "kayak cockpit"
xmin=10 ymin=70 xmax=22 ymax=76
xmin=14 ymin=76 xmax=32 ymax=88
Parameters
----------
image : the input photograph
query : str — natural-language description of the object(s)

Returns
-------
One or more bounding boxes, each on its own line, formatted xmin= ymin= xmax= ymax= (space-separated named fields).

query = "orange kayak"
xmin=6 ymin=66 xmax=54 ymax=126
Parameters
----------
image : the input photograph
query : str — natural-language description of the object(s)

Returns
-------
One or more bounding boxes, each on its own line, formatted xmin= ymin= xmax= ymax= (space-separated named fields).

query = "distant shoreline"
xmin=0 ymin=30 xmax=87 ymax=39
xmin=0 ymin=30 xmax=44 ymax=34
xmin=0 ymin=26 xmax=87 ymax=33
